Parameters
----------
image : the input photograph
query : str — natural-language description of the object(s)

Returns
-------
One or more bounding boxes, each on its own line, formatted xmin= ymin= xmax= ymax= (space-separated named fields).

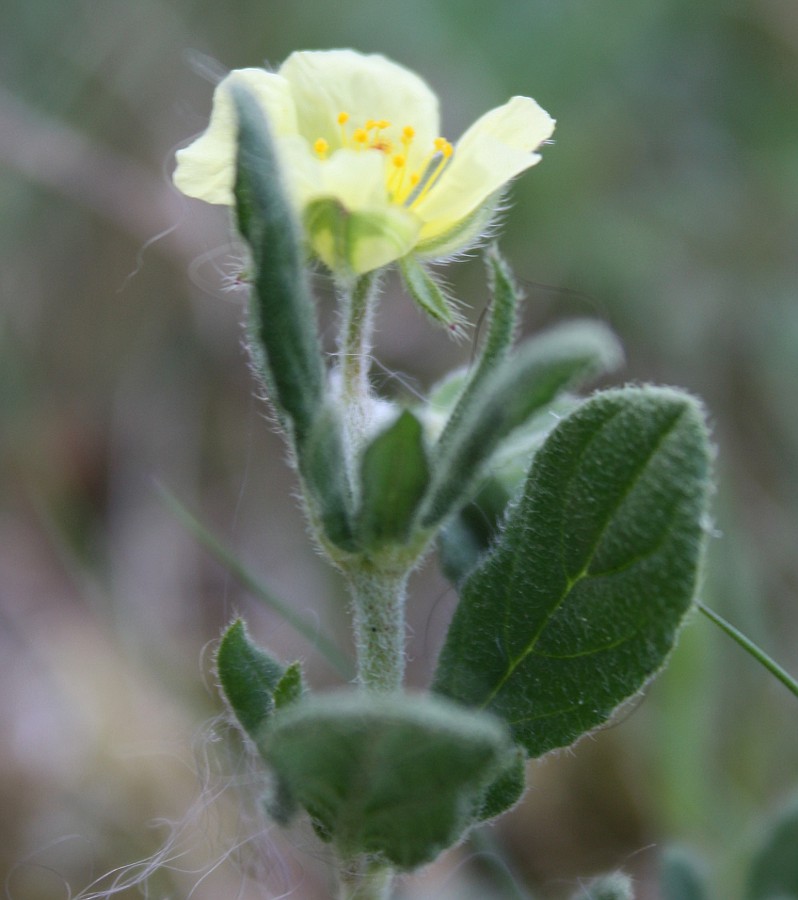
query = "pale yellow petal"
xmin=414 ymin=96 xmax=555 ymax=239
xmin=279 ymin=50 xmax=440 ymax=155
xmin=173 ymin=68 xmax=297 ymax=205
xmin=316 ymin=148 xmax=389 ymax=209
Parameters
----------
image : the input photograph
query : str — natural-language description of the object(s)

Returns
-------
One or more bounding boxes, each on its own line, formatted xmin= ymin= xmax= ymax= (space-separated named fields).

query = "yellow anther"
xmin=441 ymin=140 xmax=453 ymax=158
xmin=402 ymin=125 xmax=415 ymax=141
xmin=353 ymin=128 xmax=368 ymax=146
xmin=410 ymin=173 xmax=420 ymax=186
xmin=337 ymin=111 xmax=349 ymax=125
xmin=434 ymin=137 xmax=448 ymax=152
xmin=314 ymin=138 xmax=329 ymax=159
xmin=365 ymin=119 xmax=376 ymax=130
xmin=377 ymin=119 xmax=391 ymax=130
xmin=392 ymin=154 xmax=406 ymax=168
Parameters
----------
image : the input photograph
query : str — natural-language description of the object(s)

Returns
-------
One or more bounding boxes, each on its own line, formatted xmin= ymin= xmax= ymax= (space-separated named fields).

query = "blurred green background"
xmin=2 ymin=0 xmax=798 ymax=897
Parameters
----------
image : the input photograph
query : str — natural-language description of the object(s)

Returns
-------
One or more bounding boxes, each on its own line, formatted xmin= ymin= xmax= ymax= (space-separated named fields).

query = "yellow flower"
xmin=174 ymin=49 xmax=555 ymax=275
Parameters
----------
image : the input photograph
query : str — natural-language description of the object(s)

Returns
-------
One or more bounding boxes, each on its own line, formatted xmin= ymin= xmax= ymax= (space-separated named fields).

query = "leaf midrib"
xmin=481 ymin=403 xmax=686 ymax=711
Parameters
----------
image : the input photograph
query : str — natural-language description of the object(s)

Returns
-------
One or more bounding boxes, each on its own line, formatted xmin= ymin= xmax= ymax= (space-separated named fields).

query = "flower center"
xmin=313 ymin=111 xmax=454 ymax=208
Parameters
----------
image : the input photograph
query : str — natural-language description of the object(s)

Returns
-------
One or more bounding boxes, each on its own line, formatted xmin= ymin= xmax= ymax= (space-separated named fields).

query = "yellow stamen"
xmin=337 ymin=111 xmax=350 ymax=146
xmin=325 ymin=115 xmax=454 ymax=205
xmin=406 ymin=141 xmax=453 ymax=208
xmin=389 ymin=153 xmax=408 ymax=200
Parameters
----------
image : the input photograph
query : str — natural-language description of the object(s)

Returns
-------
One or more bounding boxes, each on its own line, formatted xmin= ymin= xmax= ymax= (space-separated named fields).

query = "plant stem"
xmin=347 ymin=564 xmax=409 ymax=693
xmin=335 ymin=271 xmax=404 ymax=897
xmin=339 ymin=272 xmax=379 ymax=477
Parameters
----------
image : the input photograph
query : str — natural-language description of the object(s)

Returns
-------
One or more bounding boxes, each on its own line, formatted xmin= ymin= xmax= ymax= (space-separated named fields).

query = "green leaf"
xmin=441 ymin=247 xmax=520 ymax=429
xmin=421 ymin=320 xmax=623 ymax=529
xmin=398 ymin=254 xmax=466 ymax=334
xmin=217 ymin=619 xmax=285 ymax=740
xmin=273 ymin=662 xmax=305 ymax=709
xmin=357 ymin=410 xmax=430 ymax=549
xmin=473 ymin=745 xmax=526 ymax=823
xmin=433 ymin=386 xmax=712 ymax=757
xmin=231 ymin=86 xmax=325 ymax=448
xmin=438 ymin=477 xmax=512 ymax=585
xmin=661 ymin=846 xmax=708 ymax=900
xmin=262 ymin=692 xmax=513 ymax=870
xmin=745 ymin=796 xmax=798 ymax=900
xmin=300 ymin=401 xmax=356 ymax=550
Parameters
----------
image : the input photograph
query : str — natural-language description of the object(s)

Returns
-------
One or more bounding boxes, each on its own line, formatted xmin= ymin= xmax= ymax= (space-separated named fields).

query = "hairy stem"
xmin=335 ymin=271 xmax=403 ymax=897
xmin=347 ymin=564 xmax=409 ymax=693
xmin=339 ymin=272 xmax=380 ymax=482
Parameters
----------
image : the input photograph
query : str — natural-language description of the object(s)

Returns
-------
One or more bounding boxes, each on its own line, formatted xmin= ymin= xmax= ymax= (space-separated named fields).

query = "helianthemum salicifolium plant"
xmin=174 ymin=49 xmax=714 ymax=900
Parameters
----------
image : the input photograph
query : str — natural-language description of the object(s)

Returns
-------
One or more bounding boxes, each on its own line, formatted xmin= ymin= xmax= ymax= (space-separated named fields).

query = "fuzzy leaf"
xmin=422 ymin=320 xmax=623 ymax=529
xmin=438 ymin=477 xmax=512 ymax=585
xmin=473 ymin=745 xmax=526 ymax=823
xmin=273 ymin=662 xmax=305 ymax=709
xmin=442 ymin=247 xmax=520 ymax=425
xmin=301 ymin=402 xmax=356 ymax=550
xmin=217 ymin=619 xmax=285 ymax=740
xmin=232 ymin=87 xmax=325 ymax=447
xmin=357 ymin=410 xmax=430 ymax=549
xmin=262 ymin=692 xmax=513 ymax=870
xmin=433 ymin=387 xmax=712 ymax=757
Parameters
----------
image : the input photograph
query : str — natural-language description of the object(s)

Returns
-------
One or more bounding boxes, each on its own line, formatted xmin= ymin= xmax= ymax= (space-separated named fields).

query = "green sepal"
xmin=421 ymin=320 xmax=623 ymax=529
xmin=433 ymin=386 xmax=713 ymax=757
xmin=661 ymin=846 xmax=708 ymax=900
xmin=745 ymin=795 xmax=798 ymax=900
xmin=398 ymin=255 xmax=466 ymax=334
xmin=216 ymin=619 xmax=285 ymax=740
xmin=438 ymin=477 xmax=512 ymax=585
xmin=261 ymin=691 xmax=514 ymax=870
xmin=231 ymin=87 xmax=325 ymax=447
xmin=304 ymin=197 xmax=418 ymax=276
xmin=414 ymin=190 xmax=502 ymax=260
xmin=357 ymin=410 xmax=430 ymax=550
